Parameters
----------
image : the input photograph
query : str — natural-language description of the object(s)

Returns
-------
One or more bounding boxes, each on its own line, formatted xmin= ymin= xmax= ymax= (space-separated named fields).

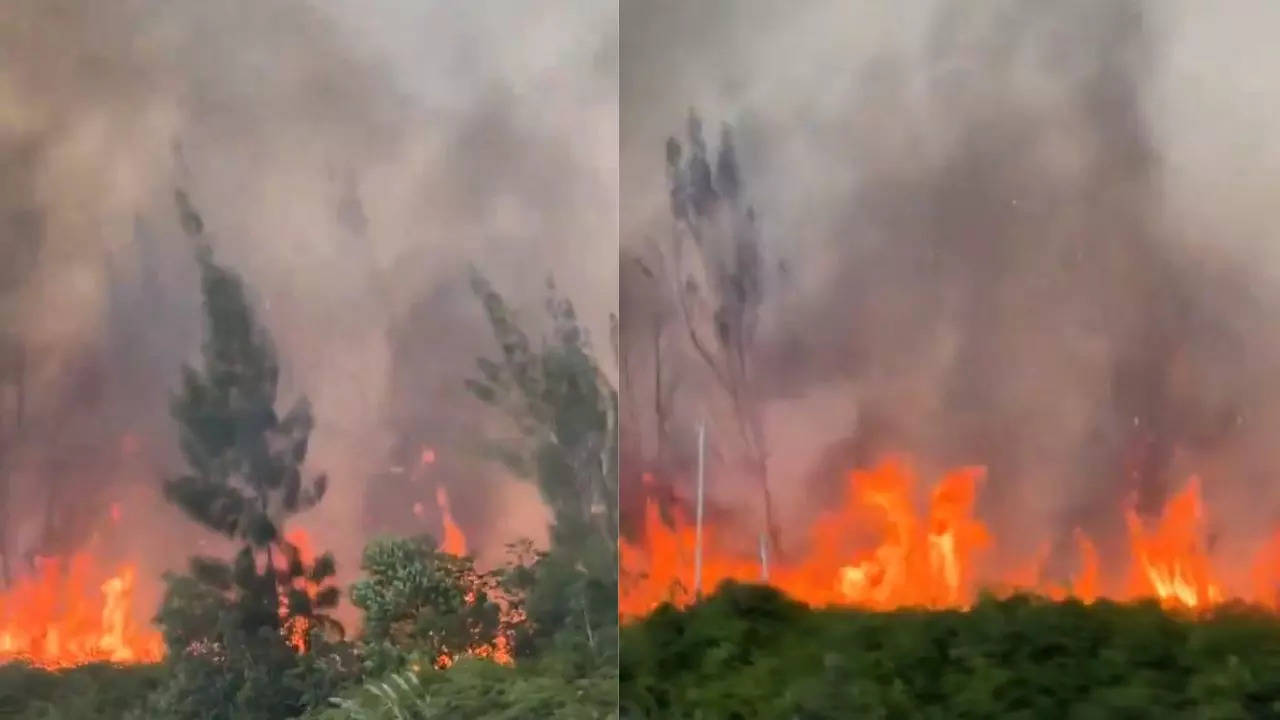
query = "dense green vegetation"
xmin=620 ymin=581 xmax=1280 ymax=719
xmin=0 ymin=192 xmax=617 ymax=719
xmin=0 ymin=662 xmax=163 ymax=719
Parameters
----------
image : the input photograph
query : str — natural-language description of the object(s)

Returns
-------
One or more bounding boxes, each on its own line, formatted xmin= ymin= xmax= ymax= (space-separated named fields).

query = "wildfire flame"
xmin=0 ymin=555 xmax=163 ymax=668
xmin=1125 ymin=477 xmax=1223 ymax=608
xmin=427 ymin=503 xmax=513 ymax=670
xmin=621 ymin=456 xmax=1280 ymax=620
xmin=435 ymin=485 xmax=467 ymax=557
xmin=275 ymin=528 xmax=319 ymax=653
xmin=435 ymin=633 xmax=513 ymax=670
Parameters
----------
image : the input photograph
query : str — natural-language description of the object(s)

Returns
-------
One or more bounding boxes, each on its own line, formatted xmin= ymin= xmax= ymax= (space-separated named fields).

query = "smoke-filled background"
xmin=620 ymin=0 xmax=1280 ymax=589
xmin=0 ymin=0 xmax=617 ymax=623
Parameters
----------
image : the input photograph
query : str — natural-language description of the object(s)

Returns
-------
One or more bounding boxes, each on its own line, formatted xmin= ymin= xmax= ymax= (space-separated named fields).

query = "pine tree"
xmin=464 ymin=271 xmax=619 ymax=660
xmin=159 ymin=190 xmax=340 ymax=653
xmin=464 ymin=270 xmax=618 ymax=554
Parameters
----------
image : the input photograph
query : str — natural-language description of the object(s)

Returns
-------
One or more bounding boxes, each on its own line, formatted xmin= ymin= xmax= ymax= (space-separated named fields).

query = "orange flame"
xmin=621 ymin=458 xmax=992 ymax=616
xmin=622 ymin=457 xmax=1280 ymax=620
xmin=1072 ymin=528 xmax=1100 ymax=603
xmin=275 ymin=528 xmax=318 ymax=653
xmin=419 ymin=490 xmax=513 ymax=669
xmin=435 ymin=633 xmax=513 ymax=670
xmin=833 ymin=462 xmax=989 ymax=609
xmin=1125 ymin=478 xmax=1222 ymax=609
xmin=435 ymin=486 xmax=468 ymax=557
xmin=0 ymin=555 xmax=163 ymax=668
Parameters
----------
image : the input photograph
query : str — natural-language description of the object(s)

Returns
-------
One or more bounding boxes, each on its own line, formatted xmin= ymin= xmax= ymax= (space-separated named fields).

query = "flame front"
xmin=621 ymin=456 xmax=1278 ymax=620
xmin=0 ymin=555 xmax=163 ymax=668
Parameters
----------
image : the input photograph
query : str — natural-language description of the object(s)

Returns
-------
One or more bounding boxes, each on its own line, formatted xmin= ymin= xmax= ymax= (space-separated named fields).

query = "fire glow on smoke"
xmin=0 ymin=465 xmax=498 ymax=669
xmin=620 ymin=456 xmax=1280 ymax=620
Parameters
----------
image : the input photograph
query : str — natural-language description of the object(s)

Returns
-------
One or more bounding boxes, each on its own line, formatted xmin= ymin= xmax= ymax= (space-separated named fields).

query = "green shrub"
xmin=311 ymin=654 xmax=617 ymax=720
xmin=0 ymin=662 xmax=163 ymax=720
xmin=620 ymin=581 xmax=1280 ymax=719
xmin=349 ymin=535 xmax=507 ymax=677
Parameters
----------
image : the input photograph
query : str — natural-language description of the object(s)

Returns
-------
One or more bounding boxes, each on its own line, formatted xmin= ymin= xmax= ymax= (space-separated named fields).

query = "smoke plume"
xmin=0 ymin=0 xmax=617 ymax=620
xmin=621 ymin=0 xmax=1280 ymax=585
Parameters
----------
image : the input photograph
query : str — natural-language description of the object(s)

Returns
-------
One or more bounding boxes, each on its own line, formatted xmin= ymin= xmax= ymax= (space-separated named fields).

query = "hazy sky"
xmin=619 ymin=0 xmax=1280 ymax=584
xmin=0 ymin=0 xmax=618 ymax=608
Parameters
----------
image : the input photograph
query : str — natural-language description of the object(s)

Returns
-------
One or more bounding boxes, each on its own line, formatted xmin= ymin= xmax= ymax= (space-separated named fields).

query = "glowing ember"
xmin=419 ymin=496 xmax=513 ymax=669
xmin=0 ymin=555 xmax=163 ymax=668
xmin=435 ymin=486 xmax=467 ymax=556
xmin=435 ymin=633 xmax=513 ymax=670
xmin=621 ymin=456 xmax=1280 ymax=620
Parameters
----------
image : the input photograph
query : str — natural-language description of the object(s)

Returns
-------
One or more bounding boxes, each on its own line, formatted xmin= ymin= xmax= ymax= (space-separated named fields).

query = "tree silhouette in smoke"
xmin=0 ymin=194 xmax=40 ymax=587
xmin=464 ymin=270 xmax=620 ymax=656
xmin=464 ymin=269 xmax=618 ymax=552
xmin=650 ymin=110 xmax=778 ymax=553
xmin=0 ymin=333 xmax=22 ymax=586
xmin=159 ymin=190 xmax=341 ymax=652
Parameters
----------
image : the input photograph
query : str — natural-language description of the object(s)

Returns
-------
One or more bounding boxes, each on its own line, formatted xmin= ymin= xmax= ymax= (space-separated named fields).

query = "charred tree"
xmin=0 ymin=334 xmax=22 ymax=586
xmin=619 ymin=249 xmax=683 ymax=505
xmin=0 ymin=188 xmax=42 ymax=588
xmin=653 ymin=111 xmax=778 ymax=554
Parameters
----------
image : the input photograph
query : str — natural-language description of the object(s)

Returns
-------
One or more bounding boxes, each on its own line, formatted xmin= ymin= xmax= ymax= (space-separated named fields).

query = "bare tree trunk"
xmin=657 ymin=113 xmax=781 ymax=560
xmin=652 ymin=317 xmax=667 ymax=466
xmin=0 ymin=397 xmax=9 ymax=587
xmin=0 ymin=347 xmax=24 ymax=586
xmin=0 ymin=465 xmax=8 ymax=587
xmin=40 ymin=475 xmax=59 ymax=561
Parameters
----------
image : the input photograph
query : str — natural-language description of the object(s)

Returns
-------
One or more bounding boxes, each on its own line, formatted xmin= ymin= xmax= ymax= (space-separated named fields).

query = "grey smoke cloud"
xmin=621 ymin=0 xmax=1280 ymax=587
xmin=0 ymin=0 xmax=617 ymax=614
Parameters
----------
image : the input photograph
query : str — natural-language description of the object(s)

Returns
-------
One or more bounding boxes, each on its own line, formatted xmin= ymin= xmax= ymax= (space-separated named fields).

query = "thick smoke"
xmin=621 ymin=0 xmax=1280 ymax=586
xmin=0 ymin=0 xmax=617 ymax=619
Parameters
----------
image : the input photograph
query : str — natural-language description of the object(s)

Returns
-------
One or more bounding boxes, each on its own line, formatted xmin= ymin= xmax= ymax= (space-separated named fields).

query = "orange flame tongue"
xmin=436 ymin=486 xmax=467 ymax=556
xmin=619 ymin=459 xmax=994 ymax=618
xmin=1072 ymin=529 xmax=1100 ymax=603
xmin=276 ymin=528 xmax=317 ymax=653
xmin=1126 ymin=477 xmax=1222 ymax=609
xmin=835 ymin=459 xmax=989 ymax=610
xmin=0 ymin=555 xmax=162 ymax=668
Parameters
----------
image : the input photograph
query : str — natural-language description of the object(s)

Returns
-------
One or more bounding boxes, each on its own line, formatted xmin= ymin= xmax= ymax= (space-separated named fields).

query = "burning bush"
xmin=349 ymin=535 xmax=514 ymax=675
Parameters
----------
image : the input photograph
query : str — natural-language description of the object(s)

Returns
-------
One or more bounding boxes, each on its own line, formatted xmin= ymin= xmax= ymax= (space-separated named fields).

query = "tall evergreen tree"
xmin=464 ymin=271 xmax=618 ymax=555
xmin=464 ymin=271 xmax=619 ymax=660
xmin=160 ymin=189 xmax=340 ymax=653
